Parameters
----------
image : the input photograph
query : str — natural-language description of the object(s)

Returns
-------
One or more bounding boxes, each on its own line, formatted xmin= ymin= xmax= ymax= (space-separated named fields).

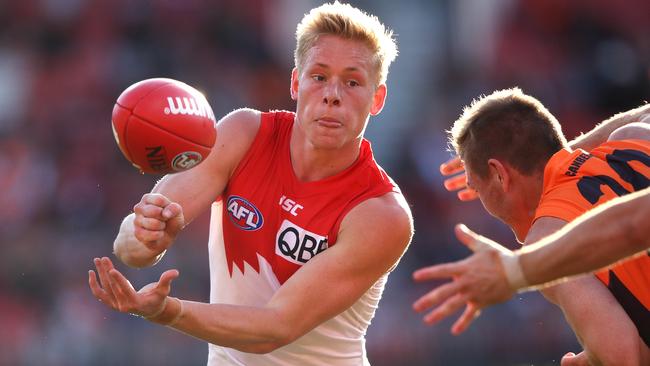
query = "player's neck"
xmin=510 ymin=174 xmax=544 ymax=242
xmin=289 ymin=139 xmax=362 ymax=182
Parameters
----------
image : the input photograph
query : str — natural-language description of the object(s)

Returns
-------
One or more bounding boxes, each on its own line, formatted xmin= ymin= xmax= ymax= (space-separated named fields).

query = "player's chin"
xmin=310 ymin=133 xmax=347 ymax=150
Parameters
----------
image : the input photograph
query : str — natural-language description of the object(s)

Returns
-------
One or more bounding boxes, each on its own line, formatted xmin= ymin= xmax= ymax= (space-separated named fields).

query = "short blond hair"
xmin=449 ymin=88 xmax=568 ymax=178
xmin=294 ymin=1 xmax=398 ymax=85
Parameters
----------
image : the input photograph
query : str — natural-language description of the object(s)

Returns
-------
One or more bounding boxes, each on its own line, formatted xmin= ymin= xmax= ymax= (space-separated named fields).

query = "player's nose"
xmin=322 ymin=82 xmax=341 ymax=106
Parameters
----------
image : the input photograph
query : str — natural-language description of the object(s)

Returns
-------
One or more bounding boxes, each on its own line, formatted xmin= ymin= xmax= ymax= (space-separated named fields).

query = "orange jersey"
xmin=534 ymin=139 xmax=650 ymax=345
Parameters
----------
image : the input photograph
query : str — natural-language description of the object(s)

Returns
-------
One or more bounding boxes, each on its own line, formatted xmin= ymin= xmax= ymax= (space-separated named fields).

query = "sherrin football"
xmin=111 ymin=78 xmax=217 ymax=174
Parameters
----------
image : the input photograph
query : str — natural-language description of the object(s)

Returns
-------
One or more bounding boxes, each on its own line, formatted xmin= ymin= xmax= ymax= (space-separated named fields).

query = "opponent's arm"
xmin=569 ymin=103 xmax=649 ymax=151
xmin=92 ymin=192 xmax=413 ymax=353
xmin=528 ymin=217 xmax=644 ymax=366
xmin=113 ymin=108 xmax=261 ymax=268
xmin=518 ymin=187 xmax=650 ymax=287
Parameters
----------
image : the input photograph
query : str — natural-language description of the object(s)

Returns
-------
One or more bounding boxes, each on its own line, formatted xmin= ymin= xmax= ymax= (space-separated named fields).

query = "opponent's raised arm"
xmin=113 ymin=109 xmax=261 ymax=268
xmin=569 ymin=102 xmax=649 ymax=151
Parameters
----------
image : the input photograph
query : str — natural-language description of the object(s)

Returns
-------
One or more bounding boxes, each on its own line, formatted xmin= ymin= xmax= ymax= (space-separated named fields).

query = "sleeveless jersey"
xmin=207 ymin=111 xmax=399 ymax=365
xmin=532 ymin=139 xmax=650 ymax=345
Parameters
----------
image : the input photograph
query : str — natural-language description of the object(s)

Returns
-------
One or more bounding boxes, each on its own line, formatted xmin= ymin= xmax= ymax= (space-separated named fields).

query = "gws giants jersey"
xmin=533 ymin=139 xmax=650 ymax=346
xmin=207 ymin=111 xmax=399 ymax=365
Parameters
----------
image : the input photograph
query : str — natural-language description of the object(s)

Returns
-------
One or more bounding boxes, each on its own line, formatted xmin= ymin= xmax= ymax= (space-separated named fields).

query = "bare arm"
xmin=528 ymin=217 xmax=644 ymax=366
xmin=519 ymin=187 xmax=650 ymax=287
xmin=569 ymin=103 xmax=649 ymax=150
xmin=113 ymin=108 xmax=261 ymax=268
xmin=412 ymin=186 xmax=650 ymax=336
xmin=92 ymin=193 xmax=413 ymax=353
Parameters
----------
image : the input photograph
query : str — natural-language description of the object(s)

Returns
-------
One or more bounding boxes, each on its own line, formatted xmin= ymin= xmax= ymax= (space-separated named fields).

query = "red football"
xmin=111 ymin=78 xmax=217 ymax=174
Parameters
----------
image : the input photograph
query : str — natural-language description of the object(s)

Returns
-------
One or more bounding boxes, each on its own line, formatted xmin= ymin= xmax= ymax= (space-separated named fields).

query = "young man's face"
xmin=291 ymin=35 xmax=386 ymax=150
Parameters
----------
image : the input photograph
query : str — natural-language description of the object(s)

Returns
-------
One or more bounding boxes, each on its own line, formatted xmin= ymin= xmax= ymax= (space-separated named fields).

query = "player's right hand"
xmin=132 ymin=193 xmax=185 ymax=253
xmin=440 ymin=156 xmax=478 ymax=201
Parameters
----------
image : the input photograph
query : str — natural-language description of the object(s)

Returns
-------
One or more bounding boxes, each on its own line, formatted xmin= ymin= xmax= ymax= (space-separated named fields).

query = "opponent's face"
xmin=466 ymin=165 xmax=511 ymax=223
xmin=291 ymin=35 xmax=386 ymax=150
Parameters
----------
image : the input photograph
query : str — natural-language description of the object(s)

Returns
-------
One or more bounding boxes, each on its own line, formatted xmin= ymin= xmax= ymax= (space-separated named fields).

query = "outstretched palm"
xmin=88 ymin=256 xmax=179 ymax=318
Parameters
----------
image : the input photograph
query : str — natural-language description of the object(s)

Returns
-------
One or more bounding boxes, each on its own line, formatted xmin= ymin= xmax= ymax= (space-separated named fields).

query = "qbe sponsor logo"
xmin=276 ymin=220 xmax=328 ymax=265
xmin=227 ymin=196 xmax=264 ymax=231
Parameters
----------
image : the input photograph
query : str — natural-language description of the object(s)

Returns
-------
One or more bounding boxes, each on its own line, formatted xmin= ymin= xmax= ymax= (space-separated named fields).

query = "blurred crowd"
xmin=0 ymin=0 xmax=648 ymax=365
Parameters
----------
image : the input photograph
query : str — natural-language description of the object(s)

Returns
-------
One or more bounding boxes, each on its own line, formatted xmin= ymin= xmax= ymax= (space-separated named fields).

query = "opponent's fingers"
xmin=440 ymin=156 xmax=464 ymax=176
xmin=454 ymin=224 xmax=482 ymax=252
xmin=423 ymin=293 xmax=466 ymax=325
xmin=451 ymin=303 xmax=481 ymax=335
xmin=455 ymin=224 xmax=509 ymax=254
xmin=88 ymin=270 xmax=113 ymax=305
xmin=413 ymin=262 xmax=462 ymax=282
xmin=443 ymin=174 xmax=468 ymax=191
xmin=413 ymin=281 xmax=462 ymax=313
xmin=457 ymin=188 xmax=478 ymax=201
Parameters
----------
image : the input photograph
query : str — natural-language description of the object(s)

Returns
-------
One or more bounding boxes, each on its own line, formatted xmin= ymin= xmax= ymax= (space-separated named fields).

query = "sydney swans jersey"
xmin=533 ymin=139 xmax=650 ymax=346
xmin=207 ymin=111 xmax=399 ymax=365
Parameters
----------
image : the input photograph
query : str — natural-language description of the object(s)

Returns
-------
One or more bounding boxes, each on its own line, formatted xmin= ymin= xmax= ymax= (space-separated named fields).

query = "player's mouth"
xmin=315 ymin=116 xmax=342 ymax=128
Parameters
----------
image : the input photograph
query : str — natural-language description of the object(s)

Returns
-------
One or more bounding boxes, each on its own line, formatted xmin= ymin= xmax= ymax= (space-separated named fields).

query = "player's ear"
xmin=370 ymin=84 xmax=387 ymax=116
xmin=487 ymin=159 xmax=510 ymax=192
xmin=290 ymin=68 xmax=299 ymax=101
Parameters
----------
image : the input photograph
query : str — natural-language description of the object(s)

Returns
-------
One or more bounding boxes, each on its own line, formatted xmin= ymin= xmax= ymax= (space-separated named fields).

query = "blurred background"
xmin=0 ymin=0 xmax=648 ymax=365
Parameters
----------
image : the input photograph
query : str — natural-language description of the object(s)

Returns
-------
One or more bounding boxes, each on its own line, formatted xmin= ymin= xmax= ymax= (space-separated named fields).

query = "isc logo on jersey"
xmin=227 ymin=196 xmax=264 ymax=231
xmin=276 ymin=220 xmax=328 ymax=265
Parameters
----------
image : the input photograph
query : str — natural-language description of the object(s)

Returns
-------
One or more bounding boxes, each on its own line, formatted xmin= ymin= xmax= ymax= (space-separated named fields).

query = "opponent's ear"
xmin=370 ymin=84 xmax=387 ymax=116
xmin=290 ymin=68 xmax=299 ymax=101
xmin=487 ymin=158 xmax=511 ymax=192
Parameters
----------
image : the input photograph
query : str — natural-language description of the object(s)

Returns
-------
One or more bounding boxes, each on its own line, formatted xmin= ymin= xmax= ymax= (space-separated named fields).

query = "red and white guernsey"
xmin=207 ymin=111 xmax=399 ymax=365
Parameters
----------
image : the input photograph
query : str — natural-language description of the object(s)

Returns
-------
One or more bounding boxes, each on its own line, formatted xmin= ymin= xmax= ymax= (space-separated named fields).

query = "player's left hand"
xmin=412 ymin=224 xmax=515 ymax=335
xmin=88 ymin=257 xmax=179 ymax=318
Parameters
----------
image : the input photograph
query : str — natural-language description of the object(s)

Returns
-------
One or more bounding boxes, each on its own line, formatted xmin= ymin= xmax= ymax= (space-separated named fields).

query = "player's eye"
xmin=312 ymin=75 xmax=325 ymax=82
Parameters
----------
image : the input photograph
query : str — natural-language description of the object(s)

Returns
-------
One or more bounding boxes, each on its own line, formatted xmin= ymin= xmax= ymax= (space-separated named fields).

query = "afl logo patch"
xmin=172 ymin=151 xmax=202 ymax=171
xmin=227 ymin=195 xmax=264 ymax=231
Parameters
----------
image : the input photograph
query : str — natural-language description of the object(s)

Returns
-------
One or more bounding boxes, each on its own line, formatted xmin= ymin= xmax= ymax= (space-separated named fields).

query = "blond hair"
xmin=294 ymin=1 xmax=398 ymax=85
xmin=449 ymin=88 xmax=568 ymax=178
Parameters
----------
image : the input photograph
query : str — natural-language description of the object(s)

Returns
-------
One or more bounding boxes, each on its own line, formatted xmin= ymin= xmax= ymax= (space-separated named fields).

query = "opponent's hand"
xmin=440 ymin=156 xmax=478 ymax=201
xmin=88 ymin=257 xmax=179 ymax=318
xmin=412 ymin=224 xmax=514 ymax=335
xmin=133 ymin=193 xmax=185 ymax=254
